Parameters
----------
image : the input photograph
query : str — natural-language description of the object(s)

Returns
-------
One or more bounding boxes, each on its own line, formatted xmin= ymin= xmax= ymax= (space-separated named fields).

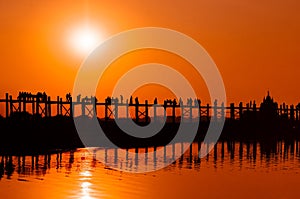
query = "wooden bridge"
xmin=0 ymin=92 xmax=299 ymax=122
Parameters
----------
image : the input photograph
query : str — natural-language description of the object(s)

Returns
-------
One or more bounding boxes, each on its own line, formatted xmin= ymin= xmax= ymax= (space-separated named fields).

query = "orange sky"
xmin=0 ymin=0 xmax=300 ymax=104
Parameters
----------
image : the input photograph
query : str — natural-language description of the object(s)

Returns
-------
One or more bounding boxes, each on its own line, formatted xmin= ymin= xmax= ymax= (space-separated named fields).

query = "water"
xmin=1 ymin=141 xmax=300 ymax=199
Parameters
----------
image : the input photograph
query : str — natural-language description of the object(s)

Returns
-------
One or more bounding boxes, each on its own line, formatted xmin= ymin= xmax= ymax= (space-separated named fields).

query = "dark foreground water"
xmin=1 ymin=140 xmax=300 ymax=199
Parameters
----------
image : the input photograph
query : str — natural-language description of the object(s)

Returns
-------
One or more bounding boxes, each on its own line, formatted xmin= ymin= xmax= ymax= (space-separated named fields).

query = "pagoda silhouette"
xmin=259 ymin=91 xmax=278 ymax=121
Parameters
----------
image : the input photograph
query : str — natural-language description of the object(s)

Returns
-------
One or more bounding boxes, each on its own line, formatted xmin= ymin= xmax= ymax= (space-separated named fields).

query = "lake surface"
xmin=1 ymin=140 xmax=300 ymax=199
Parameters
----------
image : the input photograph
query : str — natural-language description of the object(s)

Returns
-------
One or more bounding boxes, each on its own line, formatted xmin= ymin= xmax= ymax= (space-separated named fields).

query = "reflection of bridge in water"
xmin=1 ymin=91 xmax=300 ymax=123
xmin=1 ymin=140 xmax=300 ymax=179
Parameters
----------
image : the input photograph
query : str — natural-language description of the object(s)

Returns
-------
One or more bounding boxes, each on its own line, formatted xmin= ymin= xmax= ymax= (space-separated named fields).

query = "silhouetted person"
xmin=77 ymin=94 xmax=81 ymax=102
xmin=214 ymin=99 xmax=218 ymax=107
xmin=154 ymin=98 xmax=158 ymax=104
xmin=173 ymin=99 xmax=177 ymax=106
xmin=130 ymin=96 xmax=133 ymax=105
xmin=66 ymin=93 xmax=71 ymax=102
xmin=114 ymin=97 xmax=119 ymax=104
xmin=135 ymin=97 xmax=139 ymax=105
xmin=106 ymin=97 xmax=111 ymax=105
xmin=120 ymin=95 xmax=124 ymax=104
xmin=179 ymin=97 xmax=183 ymax=105
xmin=42 ymin=92 xmax=47 ymax=102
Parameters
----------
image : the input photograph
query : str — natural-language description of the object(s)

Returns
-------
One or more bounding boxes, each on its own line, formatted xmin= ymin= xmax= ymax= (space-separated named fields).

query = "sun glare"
xmin=69 ymin=26 xmax=103 ymax=55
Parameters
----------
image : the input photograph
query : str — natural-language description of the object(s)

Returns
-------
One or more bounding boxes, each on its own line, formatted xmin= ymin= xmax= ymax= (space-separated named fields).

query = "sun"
xmin=69 ymin=25 xmax=103 ymax=55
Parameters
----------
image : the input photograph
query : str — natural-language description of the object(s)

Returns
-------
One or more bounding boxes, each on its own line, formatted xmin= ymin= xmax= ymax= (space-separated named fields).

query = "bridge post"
xmin=114 ymin=100 xmax=118 ymax=119
xmin=5 ymin=93 xmax=9 ymax=118
xmin=32 ymin=97 xmax=35 ymax=115
xmin=206 ymin=104 xmax=210 ymax=121
xmin=181 ymin=103 xmax=184 ymax=121
xmin=36 ymin=96 xmax=40 ymax=115
xmin=145 ymin=100 xmax=149 ymax=123
xmin=163 ymin=101 xmax=167 ymax=121
xmin=22 ymin=96 xmax=26 ymax=113
xmin=48 ymin=96 xmax=51 ymax=117
xmin=94 ymin=98 xmax=97 ymax=117
xmin=70 ymin=96 xmax=73 ymax=118
xmin=290 ymin=105 xmax=295 ymax=121
xmin=56 ymin=96 xmax=59 ymax=116
xmin=135 ymin=103 xmax=139 ymax=123
xmin=221 ymin=102 xmax=225 ymax=119
xmin=172 ymin=101 xmax=176 ymax=123
xmin=253 ymin=101 xmax=257 ymax=119
xmin=126 ymin=100 xmax=129 ymax=119
xmin=45 ymin=97 xmax=48 ymax=117
xmin=9 ymin=95 xmax=13 ymax=115
xmin=213 ymin=100 xmax=218 ymax=121
xmin=60 ymin=98 xmax=63 ymax=115
xmin=18 ymin=96 xmax=21 ymax=113
xmin=239 ymin=102 xmax=243 ymax=120
xmin=198 ymin=100 xmax=201 ymax=122
xmin=154 ymin=104 xmax=157 ymax=123
xmin=230 ymin=103 xmax=235 ymax=120
xmin=105 ymin=102 xmax=108 ymax=121
xmin=189 ymin=102 xmax=193 ymax=122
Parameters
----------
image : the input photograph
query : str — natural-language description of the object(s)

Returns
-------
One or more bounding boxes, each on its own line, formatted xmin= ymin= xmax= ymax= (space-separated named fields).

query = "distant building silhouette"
xmin=259 ymin=91 xmax=278 ymax=121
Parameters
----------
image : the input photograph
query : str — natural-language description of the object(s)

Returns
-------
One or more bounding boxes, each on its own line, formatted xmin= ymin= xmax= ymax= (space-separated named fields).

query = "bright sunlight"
xmin=69 ymin=25 xmax=103 ymax=55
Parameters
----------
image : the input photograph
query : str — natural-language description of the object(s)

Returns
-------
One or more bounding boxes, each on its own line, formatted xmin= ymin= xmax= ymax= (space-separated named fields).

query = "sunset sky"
xmin=0 ymin=0 xmax=300 ymax=104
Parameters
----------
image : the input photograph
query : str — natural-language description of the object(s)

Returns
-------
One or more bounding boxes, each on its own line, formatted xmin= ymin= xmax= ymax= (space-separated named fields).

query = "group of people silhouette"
xmin=17 ymin=92 xmax=47 ymax=102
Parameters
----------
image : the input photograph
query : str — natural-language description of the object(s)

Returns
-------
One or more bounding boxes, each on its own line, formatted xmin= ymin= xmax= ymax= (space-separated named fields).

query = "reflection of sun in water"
xmin=81 ymin=181 xmax=93 ymax=199
xmin=69 ymin=25 xmax=104 ymax=55
xmin=80 ymin=171 xmax=94 ymax=199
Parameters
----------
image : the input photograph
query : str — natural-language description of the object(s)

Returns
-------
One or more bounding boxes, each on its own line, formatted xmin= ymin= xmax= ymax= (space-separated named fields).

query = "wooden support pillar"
xmin=5 ymin=93 xmax=9 ymax=118
xmin=9 ymin=95 xmax=13 ymax=116
xmin=206 ymin=104 xmax=210 ymax=121
xmin=105 ymin=103 xmax=108 ymax=121
xmin=172 ymin=101 xmax=176 ymax=123
xmin=45 ymin=97 xmax=48 ymax=117
xmin=189 ymin=105 xmax=193 ymax=122
xmin=239 ymin=102 xmax=243 ymax=120
xmin=36 ymin=97 xmax=40 ymax=115
xmin=163 ymin=101 xmax=167 ymax=120
xmin=92 ymin=97 xmax=95 ymax=117
xmin=18 ymin=97 xmax=21 ymax=112
xmin=253 ymin=101 xmax=257 ymax=119
xmin=69 ymin=97 xmax=73 ymax=117
xmin=56 ymin=96 xmax=60 ymax=116
xmin=81 ymin=101 xmax=85 ymax=116
xmin=181 ymin=104 xmax=184 ymax=120
xmin=48 ymin=96 xmax=51 ymax=117
xmin=32 ymin=97 xmax=35 ymax=115
xmin=221 ymin=102 xmax=225 ymax=119
xmin=60 ymin=98 xmax=63 ymax=115
xmin=22 ymin=96 xmax=26 ymax=113
xmin=198 ymin=100 xmax=202 ymax=122
xmin=126 ymin=101 xmax=129 ymax=119
xmin=154 ymin=104 xmax=157 ymax=122
xmin=135 ymin=104 xmax=139 ymax=123
xmin=114 ymin=100 xmax=118 ymax=119
xmin=213 ymin=100 xmax=218 ymax=121
xmin=290 ymin=105 xmax=295 ymax=121
xmin=230 ymin=103 xmax=235 ymax=120
xmin=145 ymin=100 xmax=149 ymax=123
